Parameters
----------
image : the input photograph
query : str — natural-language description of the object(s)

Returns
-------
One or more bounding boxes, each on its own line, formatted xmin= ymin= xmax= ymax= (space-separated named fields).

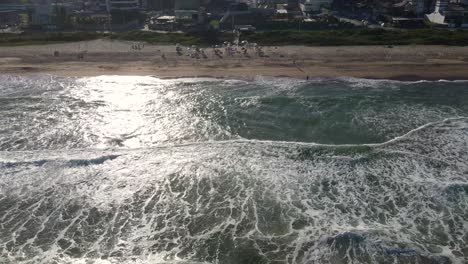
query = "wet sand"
xmin=1 ymin=39 xmax=468 ymax=80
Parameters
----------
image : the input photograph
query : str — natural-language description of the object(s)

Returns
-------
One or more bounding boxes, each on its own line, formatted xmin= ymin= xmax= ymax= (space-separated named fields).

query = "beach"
xmin=1 ymin=39 xmax=468 ymax=80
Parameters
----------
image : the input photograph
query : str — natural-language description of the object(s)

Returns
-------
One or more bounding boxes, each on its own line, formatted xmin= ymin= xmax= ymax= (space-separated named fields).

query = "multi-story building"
xmin=301 ymin=0 xmax=331 ymax=13
xmin=146 ymin=0 xmax=175 ymax=10
xmin=174 ymin=0 xmax=199 ymax=10
xmin=106 ymin=0 xmax=140 ymax=10
xmin=410 ymin=0 xmax=426 ymax=15
xmin=0 ymin=10 xmax=21 ymax=26
xmin=434 ymin=0 xmax=449 ymax=12
xmin=426 ymin=0 xmax=468 ymax=27
xmin=30 ymin=0 xmax=52 ymax=25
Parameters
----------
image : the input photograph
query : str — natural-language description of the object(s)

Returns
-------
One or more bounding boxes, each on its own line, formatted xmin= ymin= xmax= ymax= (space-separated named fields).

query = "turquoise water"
xmin=0 ymin=75 xmax=467 ymax=263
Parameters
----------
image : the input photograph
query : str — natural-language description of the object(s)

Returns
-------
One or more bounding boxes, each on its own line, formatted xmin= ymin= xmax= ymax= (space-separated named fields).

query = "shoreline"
xmin=1 ymin=39 xmax=468 ymax=81
xmin=3 ymin=64 xmax=468 ymax=81
xmin=4 ymin=72 xmax=468 ymax=82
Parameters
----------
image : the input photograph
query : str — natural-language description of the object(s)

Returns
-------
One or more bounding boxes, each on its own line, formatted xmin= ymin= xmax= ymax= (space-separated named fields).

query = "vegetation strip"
xmin=1 ymin=29 xmax=468 ymax=47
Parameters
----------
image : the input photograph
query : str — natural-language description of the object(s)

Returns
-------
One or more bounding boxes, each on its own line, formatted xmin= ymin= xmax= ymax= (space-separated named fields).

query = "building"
xmin=443 ymin=3 xmax=468 ymax=27
xmin=107 ymin=0 xmax=140 ymax=10
xmin=425 ymin=0 xmax=468 ymax=27
xmin=301 ymin=0 xmax=331 ymax=13
xmin=410 ymin=0 xmax=426 ymax=16
xmin=146 ymin=0 xmax=175 ymax=10
xmin=148 ymin=15 xmax=175 ymax=30
xmin=434 ymin=0 xmax=449 ymax=12
xmin=0 ymin=4 xmax=26 ymax=27
xmin=30 ymin=0 xmax=52 ymax=26
xmin=219 ymin=6 xmax=274 ymax=29
xmin=286 ymin=0 xmax=299 ymax=10
xmin=82 ymin=0 xmax=107 ymax=11
xmin=175 ymin=0 xmax=200 ymax=10
xmin=390 ymin=17 xmax=425 ymax=28
xmin=0 ymin=10 xmax=21 ymax=27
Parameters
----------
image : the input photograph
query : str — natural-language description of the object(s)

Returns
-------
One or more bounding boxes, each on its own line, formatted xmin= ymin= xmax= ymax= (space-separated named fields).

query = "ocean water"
xmin=0 ymin=75 xmax=467 ymax=264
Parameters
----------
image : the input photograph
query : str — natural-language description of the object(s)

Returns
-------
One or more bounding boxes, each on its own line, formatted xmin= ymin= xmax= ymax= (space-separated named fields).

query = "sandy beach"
xmin=1 ymin=39 xmax=468 ymax=80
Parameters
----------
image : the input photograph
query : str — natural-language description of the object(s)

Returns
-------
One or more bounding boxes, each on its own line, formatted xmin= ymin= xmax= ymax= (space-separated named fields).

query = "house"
xmin=301 ymin=0 xmax=331 ymax=13
xmin=426 ymin=0 xmax=468 ymax=27
xmin=147 ymin=0 xmax=175 ymax=11
xmin=175 ymin=0 xmax=200 ymax=10
xmin=0 ymin=10 xmax=21 ymax=27
xmin=107 ymin=0 xmax=140 ymax=10
xmin=149 ymin=15 xmax=176 ymax=30
xmin=390 ymin=17 xmax=425 ymax=28
xmin=30 ymin=0 xmax=52 ymax=26
xmin=219 ymin=6 xmax=274 ymax=29
xmin=409 ymin=0 xmax=426 ymax=16
xmin=443 ymin=4 xmax=468 ymax=27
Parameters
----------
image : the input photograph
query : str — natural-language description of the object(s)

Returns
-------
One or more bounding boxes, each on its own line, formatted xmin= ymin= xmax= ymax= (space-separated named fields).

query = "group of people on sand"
xmin=176 ymin=44 xmax=208 ymax=59
xmin=175 ymin=41 xmax=267 ymax=60
xmin=131 ymin=42 xmax=145 ymax=51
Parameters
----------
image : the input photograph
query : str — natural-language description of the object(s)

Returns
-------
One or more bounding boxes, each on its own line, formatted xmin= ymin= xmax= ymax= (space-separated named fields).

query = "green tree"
xmin=209 ymin=20 xmax=220 ymax=30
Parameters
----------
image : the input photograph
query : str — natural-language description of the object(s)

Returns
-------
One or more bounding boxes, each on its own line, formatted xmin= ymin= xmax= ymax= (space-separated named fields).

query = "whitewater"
xmin=0 ymin=75 xmax=467 ymax=264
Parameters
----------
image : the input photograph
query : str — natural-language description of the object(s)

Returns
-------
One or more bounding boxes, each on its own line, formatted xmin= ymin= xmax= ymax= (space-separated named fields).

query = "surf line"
xmin=2 ymin=117 xmax=465 ymax=157
xmin=378 ymin=116 xmax=467 ymax=147
xmin=171 ymin=116 xmax=468 ymax=149
xmin=92 ymin=116 xmax=467 ymax=152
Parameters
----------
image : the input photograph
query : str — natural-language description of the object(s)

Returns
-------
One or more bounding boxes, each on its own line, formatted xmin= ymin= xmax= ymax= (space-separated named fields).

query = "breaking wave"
xmin=0 ymin=75 xmax=467 ymax=263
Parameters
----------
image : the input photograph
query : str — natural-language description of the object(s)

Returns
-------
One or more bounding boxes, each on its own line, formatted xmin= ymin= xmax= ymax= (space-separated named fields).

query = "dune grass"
xmin=0 ymin=32 xmax=103 ymax=46
xmin=243 ymin=29 xmax=468 ymax=46
xmin=1 ymin=29 xmax=467 ymax=47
